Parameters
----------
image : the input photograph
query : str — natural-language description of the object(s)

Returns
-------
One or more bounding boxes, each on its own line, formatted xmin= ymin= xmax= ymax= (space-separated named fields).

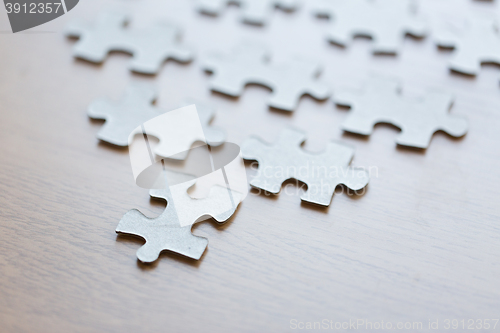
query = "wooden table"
xmin=1 ymin=0 xmax=499 ymax=332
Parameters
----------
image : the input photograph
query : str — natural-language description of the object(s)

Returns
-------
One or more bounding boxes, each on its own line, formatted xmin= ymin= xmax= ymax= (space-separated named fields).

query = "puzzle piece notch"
xmin=435 ymin=18 xmax=500 ymax=76
xmin=313 ymin=0 xmax=427 ymax=54
xmin=116 ymin=174 xmax=243 ymax=263
xmin=335 ymin=78 xmax=468 ymax=148
xmin=65 ymin=11 xmax=194 ymax=74
xmin=197 ymin=0 xmax=299 ymax=25
xmin=241 ymin=128 xmax=369 ymax=206
xmin=88 ymin=84 xmax=226 ymax=158
xmin=203 ymin=44 xmax=330 ymax=111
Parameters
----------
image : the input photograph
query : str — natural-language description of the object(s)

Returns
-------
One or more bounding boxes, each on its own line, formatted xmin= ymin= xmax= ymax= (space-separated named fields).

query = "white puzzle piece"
xmin=116 ymin=171 xmax=243 ymax=263
xmin=435 ymin=17 xmax=500 ymax=79
xmin=334 ymin=77 xmax=468 ymax=148
xmin=65 ymin=11 xmax=193 ymax=74
xmin=88 ymin=83 xmax=226 ymax=158
xmin=202 ymin=43 xmax=330 ymax=111
xmin=197 ymin=0 xmax=299 ymax=25
xmin=241 ymin=128 xmax=369 ymax=207
xmin=313 ymin=0 xmax=427 ymax=54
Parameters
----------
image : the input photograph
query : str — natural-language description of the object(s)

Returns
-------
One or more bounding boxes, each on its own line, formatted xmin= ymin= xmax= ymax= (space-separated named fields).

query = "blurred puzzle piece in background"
xmin=65 ymin=11 xmax=193 ymax=74
xmin=313 ymin=0 xmax=427 ymax=55
xmin=334 ymin=77 xmax=468 ymax=149
xmin=202 ymin=43 xmax=330 ymax=111
xmin=196 ymin=0 xmax=299 ymax=25
xmin=435 ymin=17 xmax=500 ymax=82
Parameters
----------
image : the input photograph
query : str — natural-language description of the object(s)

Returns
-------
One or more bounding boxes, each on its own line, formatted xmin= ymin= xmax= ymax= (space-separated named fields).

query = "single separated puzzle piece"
xmin=202 ymin=43 xmax=330 ymax=111
xmin=197 ymin=0 xmax=299 ymax=25
xmin=435 ymin=18 xmax=500 ymax=79
xmin=88 ymin=83 xmax=226 ymax=158
xmin=116 ymin=172 xmax=243 ymax=263
xmin=334 ymin=78 xmax=468 ymax=148
xmin=313 ymin=0 xmax=427 ymax=54
xmin=241 ymin=128 xmax=369 ymax=206
xmin=65 ymin=11 xmax=193 ymax=74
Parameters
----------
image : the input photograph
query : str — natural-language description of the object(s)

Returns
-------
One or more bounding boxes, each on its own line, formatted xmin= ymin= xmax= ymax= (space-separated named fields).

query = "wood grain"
xmin=0 ymin=0 xmax=499 ymax=332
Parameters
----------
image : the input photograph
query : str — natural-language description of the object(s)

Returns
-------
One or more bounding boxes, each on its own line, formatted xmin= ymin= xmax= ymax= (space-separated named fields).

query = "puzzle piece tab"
xmin=197 ymin=0 xmax=299 ymax=25
xmin=334 ymin=78 xmax=468 ymax=148
xmin=88 ymin=83 xmax=226 ymax=158
xmin=435 ymin=18 xmax=500 ymax=78
xmin=116 ymin=173 xmax=243 ymax=263
xmin=241 ymin=128 xmax=369 ymax=206
xmin=65 ymin=11 xmax=193 ymax=74
xmin=202 ymin=44 xmax=330 ymax=111
xmin=313 ymin=0 xmax=427 ymax=54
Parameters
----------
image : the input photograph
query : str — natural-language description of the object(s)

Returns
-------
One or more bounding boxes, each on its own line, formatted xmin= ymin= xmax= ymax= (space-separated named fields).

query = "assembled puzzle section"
xmin=65 ymin=11 xmax=193 ymax=74
xmin=334 ymin=77 xmax=468 ymax=148
xmin=88 ymin=83 xmax=226 ymax=158
xmin=116 ymin=172 xmax=243 ymax=263
xmin=241 ymin=128 xmax=369 ymax=207
xmin=202 ymin=43 xmax=330 ymax=111
xmin=313 ymin=0 xmax=427 ymax=54
xmin=197 ymin=0 xmax=299 ymax=25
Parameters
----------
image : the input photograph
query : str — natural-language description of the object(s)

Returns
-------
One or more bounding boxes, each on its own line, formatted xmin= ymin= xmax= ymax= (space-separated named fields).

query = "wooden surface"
xmin=1 ymin=0 xmax=499 ymax=332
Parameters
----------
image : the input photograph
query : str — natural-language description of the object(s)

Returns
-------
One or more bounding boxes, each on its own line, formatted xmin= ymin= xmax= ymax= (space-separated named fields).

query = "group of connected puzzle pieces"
xmin=66 ymin=0 xmax=497 ymax=265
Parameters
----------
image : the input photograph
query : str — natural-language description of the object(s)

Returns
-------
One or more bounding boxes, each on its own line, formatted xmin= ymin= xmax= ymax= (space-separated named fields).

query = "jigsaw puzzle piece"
xmin=372 ymin=0 xmax=427 ymax=54
xmin=267 ymin=59 xmax=330 ymax=111
xmin=239 ymin=0 xmax=298 ymax=25
xmin=127 ymin=24 xmax=194 ymax=74
xmin=314 ymin=0 xmax=370 ymax=46
xmin=241 ymin=137 xmax=284 ymax=193
xmin=335 ymin=78 xmax=468 ymax=148
xmin=66 ymin=12 xmax=192 ymax=74
xmin=203 ymin=44 xmax=269 ymax=97
xmin=314 ymin=0 xmax=427 ymax=54
xmin=336 ymin=79 xmax=402 ymax=136
xmin=160 ymin=177 xmax=243 ymax=227
xmin=436 ymin=19 xmax=500 ymax=76
xmin=117 ymin=173 xmax=242 ymax=263
xmin=242 ymin=129 xmax=306 ymax=193
xmin=65 ymin=11 xmax=131 ymax=63
xmin=117 ymin=208 xmax=208 ymax=262
xmin=242 ymin=128 xmax=369 ymax=206
xmin=299 ymin=142 xmax=369 ymax=206
xmin=89 ymin=85 xmax=226 ymax=155
xmin=88 ymin=84 xmax=158 ymax=146
xmin=396 ymin=92 xmax=468 ymax=148
xmin=203 ymin=44 xmax=330 ymax=111
xmin=197 ymin=0 xmax=299 ymax=25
